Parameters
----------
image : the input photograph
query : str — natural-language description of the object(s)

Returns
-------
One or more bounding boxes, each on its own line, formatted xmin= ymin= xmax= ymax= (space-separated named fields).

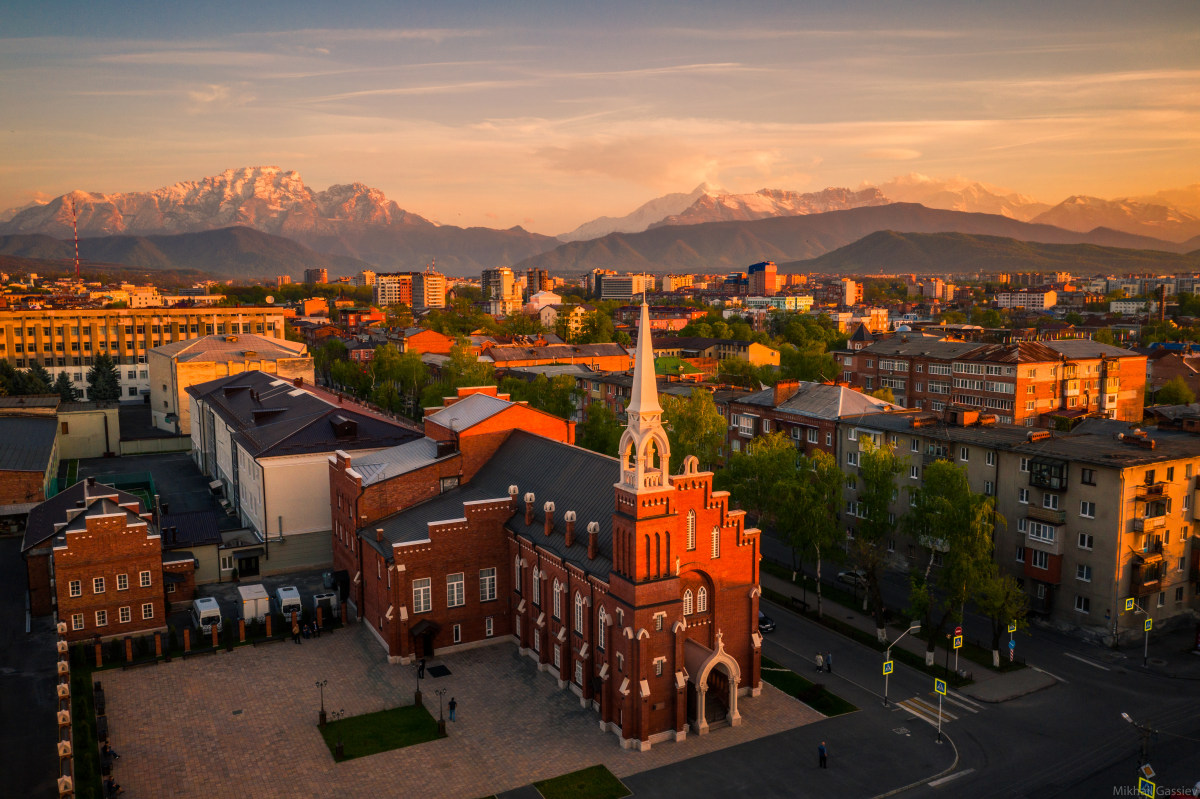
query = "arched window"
xmin=514 ymin=556 xmax=522 ymax=594
xmin=597 ymin=609 xmax=606 ymax=649
xmin=687 ymin=510 xmax=696 ymax=551
xmin=711 ymin=526 xmax=721 ymax=559
xmin=532 ymin=569 xmax=541 ymax=605
xmin=697 ymin=586 xmax=708 ymax=613
xmin=553 ymin=579 xmax=562 ymax=618
xmin=683 ymin=589 xmax=694 ymax=615
xmin=574 ymin=592 xmax=584 ymax=632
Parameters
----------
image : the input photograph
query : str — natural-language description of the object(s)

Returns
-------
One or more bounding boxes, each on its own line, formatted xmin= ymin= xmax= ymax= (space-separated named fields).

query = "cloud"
xmin=862 ymin=148 xmax=923 ymax=161
xmin=535 ymin=136 xmax=714 ymax=189
xmin=188 ymin=84 xmax=232 ymax=104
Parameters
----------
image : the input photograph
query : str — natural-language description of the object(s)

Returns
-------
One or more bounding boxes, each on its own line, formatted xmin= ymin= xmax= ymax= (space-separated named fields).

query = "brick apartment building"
xmin=328 ymin=304 xmax=762 ymax=750
xmin=21 ymin=478 xmax=195 ymax=639
xmin=836 ymin=336 xmax=1146 ymax=426
xmin=836 ymin=408 xmax=1200 ymax=639
xmin=478 ymin=342 xmax=633 ymax=372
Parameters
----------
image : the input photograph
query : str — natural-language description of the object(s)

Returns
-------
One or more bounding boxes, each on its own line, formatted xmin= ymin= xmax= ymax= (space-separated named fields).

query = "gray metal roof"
xmin=425 ymin=392 xmax=511 ymax=432
xmin=735 ymin=382 xmax=899 ymax=420
xmin=22 ymin=479 xmax=149 ymax=552
xmin=363 ymin=430 xmax=618 ymax=578
xmin=0 ymin=417 xmax=58 ymax=473
xmin=1042 ymin=340 xmax=1143 ymax=359
xmin=353 ymin=438 xmax=442 ymax=486
xmin=153 ymin=333 xmax=308 ymax=363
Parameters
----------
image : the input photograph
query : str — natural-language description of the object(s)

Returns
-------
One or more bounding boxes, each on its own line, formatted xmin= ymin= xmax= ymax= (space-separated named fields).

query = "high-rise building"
xmin=375 ymin=273 xmax=415 ymax=307
xmin=599 ymin=273 xmax=655 ymax=302
xmin=482 ymin=268 xmax=517 ymax=302
xmin=355 ymin=270 xmax=376 ymax=287
xmin=526 ymin=268 xmax=551 ymax=298
xmin=413 ymin=269 xmax=447 ymax=310
xmin=747 ymin=262 xmax=779 ymax=296
xmin=276 ymin=275 xmax=292 ymax=287
xmin=840 ymin=278 xmax=859 ymax=307
xmin=303 ymin=268 xmax=329 ymax=285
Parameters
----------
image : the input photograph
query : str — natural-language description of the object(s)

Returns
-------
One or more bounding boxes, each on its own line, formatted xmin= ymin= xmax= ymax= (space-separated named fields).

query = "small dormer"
xmin=331 ymin=414 xmax=358 ymax=438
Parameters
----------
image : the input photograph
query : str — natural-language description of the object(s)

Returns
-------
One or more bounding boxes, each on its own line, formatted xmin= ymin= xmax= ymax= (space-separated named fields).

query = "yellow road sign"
xmin=953 ymin=635 xmax=963 ymax=650
xmin=1125 ymin=598 xmax=1135 ymax=612
xmin=1007 ymin=622 xmax=1017 ymax=634
xmin=1138 ymin=777 xmax=1155 ymax=798
xmin=934 ymin=678 xmax=947 ymax=696
xmin=1144 ymin=618 xmax=1153 ymax=632
xmin=883 ymin=660 xmax=894 ymax=675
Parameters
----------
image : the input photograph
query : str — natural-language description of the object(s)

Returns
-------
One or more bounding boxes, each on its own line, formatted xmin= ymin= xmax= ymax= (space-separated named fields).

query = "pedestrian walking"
xmin=826 ymin=651 xmax=833 ymax=673
xmin=292 ymin=620 xmax=301 ymax=644
xmin=818 ymin=741 xmax=828 ymax=769
xmin=815 ymin=652 xmax=824 ymax=673
xmin=448 ymin=697 xmax=457 ymax=721
xmin=418 ymin=658 xmax=426 ymax=679
xmin=302 ymin=623 xmax=311 ymax=639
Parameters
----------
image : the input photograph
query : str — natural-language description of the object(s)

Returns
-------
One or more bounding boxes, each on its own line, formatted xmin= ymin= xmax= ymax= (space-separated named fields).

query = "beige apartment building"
xmin=836 ymin=408 xmax=1199 ymax=642
xmin=0 ymin=307 xmax=286 ymax=402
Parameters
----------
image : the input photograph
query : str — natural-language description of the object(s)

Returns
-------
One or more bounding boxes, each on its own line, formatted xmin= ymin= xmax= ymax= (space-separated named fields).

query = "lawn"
xmin=760 ymin=656 xmax=858 ymax=717
xmin=534 ymin=765 xmax=631 ymax=799
xmin=319 ymin=703 xmax=442 ymax=761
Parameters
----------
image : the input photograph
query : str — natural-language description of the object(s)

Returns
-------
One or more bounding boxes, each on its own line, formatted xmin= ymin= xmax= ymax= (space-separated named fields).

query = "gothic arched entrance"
xmin=684 ymin=631 xmax=741 ymax=734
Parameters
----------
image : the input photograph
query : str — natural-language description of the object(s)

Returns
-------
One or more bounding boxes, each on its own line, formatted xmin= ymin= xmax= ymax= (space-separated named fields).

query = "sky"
xmin=1 ymin=0 xmax=1198 ymax=235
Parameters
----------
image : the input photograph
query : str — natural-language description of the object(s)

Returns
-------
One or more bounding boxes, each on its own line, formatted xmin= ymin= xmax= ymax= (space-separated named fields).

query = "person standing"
xmin=815 ymin=652 xmax=824 ymax=673
xmin=418 ymin=658 xmax=426 ymax=679
xmin=818 ymin=741 xmax=828 ymax=769
xmin=448 ymin=697 xmax=457 ymax=721
xmin=292 ymin=620 xmax=301 ymax=644
xmin=826 ymin=652 xmax=833 ymax=673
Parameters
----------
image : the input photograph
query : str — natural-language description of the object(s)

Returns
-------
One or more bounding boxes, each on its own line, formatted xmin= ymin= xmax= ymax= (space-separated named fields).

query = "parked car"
xmin=837 ymin=570 xmax=867 ymax=588
xmin=273 ymin=586 xmax=303 ymax=620
xmin=758 ymin=610 xmax=775 ymax=633
xmin=190 ymin=597 xmax=223 ymax=634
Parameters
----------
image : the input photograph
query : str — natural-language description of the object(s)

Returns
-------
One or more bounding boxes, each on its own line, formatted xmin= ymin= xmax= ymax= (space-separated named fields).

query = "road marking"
xmin=1030 ymin=665 xmax=1068 ymax=684
xmin=1062 ymin=652 xmax=1110 ymax=671
xmin=948 ymin=689 xmax=984 ymax=710
xmin=928 ymin=768 xmax=975 ymax=788
xmin=941 ymin=693 xmax=981 ymax=713
xmin=896 ymin=695 xmax=958 ymax=726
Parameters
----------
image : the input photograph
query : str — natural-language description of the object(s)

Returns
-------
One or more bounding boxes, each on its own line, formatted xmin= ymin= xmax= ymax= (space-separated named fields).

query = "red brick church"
xmin=328 ymin=303 xmax=763 ymax=749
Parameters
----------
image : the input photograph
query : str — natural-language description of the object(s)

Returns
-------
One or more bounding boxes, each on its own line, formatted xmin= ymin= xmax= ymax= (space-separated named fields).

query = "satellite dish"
xmin=265 ymin=296 xmax=275 ymax=304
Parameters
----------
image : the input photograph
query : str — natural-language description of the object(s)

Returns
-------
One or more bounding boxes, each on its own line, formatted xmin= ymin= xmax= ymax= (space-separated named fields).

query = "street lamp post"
xmin=330 ymin=709 xmax=345 ymax=760
xmin=1129 ymin=601 xmax=1152 ymax=667
xmin=434 ymin=687 xmax=447 ymax=736
xmin=883 ymin=622 xmax=920 ymax=706
xmin=315 ymin=679 xmax=328 ymax=727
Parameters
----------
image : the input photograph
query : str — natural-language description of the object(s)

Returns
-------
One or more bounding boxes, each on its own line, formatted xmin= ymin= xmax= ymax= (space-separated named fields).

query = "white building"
xmin=996 ymin=290 xmax=1057 ymax=310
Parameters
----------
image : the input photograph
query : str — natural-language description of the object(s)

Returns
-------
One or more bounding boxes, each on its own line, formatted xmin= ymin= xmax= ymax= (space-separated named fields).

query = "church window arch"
xmin=687 ymin=510 xmax=696 ymax=551
xmin=697 ymin=586 xmax=708 ymax=613
xmin=683 ymin=589 xmax=693 ymax=615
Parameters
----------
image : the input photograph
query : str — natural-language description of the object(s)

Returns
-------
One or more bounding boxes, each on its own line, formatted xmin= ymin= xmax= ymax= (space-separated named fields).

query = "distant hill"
xmin=0 ymin=226 xmax=375 ymax=280
xmin=779 ymin=230 xmax=1200 ymax=274
xmin=514 ymin=203 xmax=1189 ymax=274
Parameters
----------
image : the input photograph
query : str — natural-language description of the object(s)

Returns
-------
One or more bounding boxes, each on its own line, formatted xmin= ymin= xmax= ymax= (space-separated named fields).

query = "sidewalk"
xmin=760 ymin=572 xmax=1056 ymax=702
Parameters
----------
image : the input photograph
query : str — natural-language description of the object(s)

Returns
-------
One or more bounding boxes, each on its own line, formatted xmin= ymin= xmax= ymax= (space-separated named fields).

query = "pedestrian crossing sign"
xmin=883 ymin=660 xmax=894 ymax=675
xmin=1138 ymin=777 xmax=1155 ymax=797
xmin=1125 ymin=597 xmax=1136 ymax=612
xmin=1144 ymin=618 xmax=1153 ymax=632
xmin=1007 ymin=622 xmax=1017 ymax=634
xmin=953 ymin=635 xmax=963 ymax=650
xmin=934 ymin=678 xmax=947 ymax=696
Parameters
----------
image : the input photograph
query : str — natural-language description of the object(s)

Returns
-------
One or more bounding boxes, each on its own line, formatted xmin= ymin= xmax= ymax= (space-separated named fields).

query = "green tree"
xmin=53 ymin=372 xmax=79 ymax=403
xmin=86 ymin=354 xmax=122 ymax=402
xmin=902 ymin=460 xmax=999 ymax=665
xmin=1155 ymin=375 xmax=1196 ymax=406
xmin=576 ymin=311 xmax=616 ymax=344
xmin=778 ymin=451 xmax=844 ymax=618
xmin=869 ymin=387 xmax=895 ymax=403
xmin=578 ymin=403 xmax=622 ymax=457
xmin=975 ymin=566 xmax=1029 ymax=668
xmin=718 ymin=432 xmax=794 ymax=527
xmin=1092 ymin=329 xmax=1117 ymax=346
xmin=661 ymin=388 xmax=727 ymax=472
xmin=500 ymin=374 xmax=580 ymax=420
xmin=315 ymin=339 xmax=348 ymax=384
xmin=719 ymin=358 xmax=775 ymax=390
xmin=419 ymin=343 xmax=495 ymax=409
xmin=778 ymin=344 xmax=839 ymax=383
xmin=853 ymin=440 xmax=905 ymax=640
xmin=28 ymin=362 xmax=53 ymax=390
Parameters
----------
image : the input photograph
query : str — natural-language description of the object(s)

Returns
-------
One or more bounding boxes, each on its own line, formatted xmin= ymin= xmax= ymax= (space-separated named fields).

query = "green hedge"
xmin=760 ymin=657 xmax=857 ymax=716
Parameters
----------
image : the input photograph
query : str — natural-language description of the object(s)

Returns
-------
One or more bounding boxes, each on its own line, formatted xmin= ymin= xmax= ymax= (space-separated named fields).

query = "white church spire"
xmin=627 ymin=299 xmax=663 ymax=418
xmin=616 ymin=299 xmax=671 ymax=492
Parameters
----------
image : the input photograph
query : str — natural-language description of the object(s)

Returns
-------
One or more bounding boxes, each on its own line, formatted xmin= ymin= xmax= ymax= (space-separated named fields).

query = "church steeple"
xmin=617 ymin=300 xmax=671 ymax=493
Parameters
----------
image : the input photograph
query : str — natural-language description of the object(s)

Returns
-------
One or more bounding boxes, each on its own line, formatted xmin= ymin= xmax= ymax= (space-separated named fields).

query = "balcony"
xmin=1027 ymin=506 xmax=1066 ymax=525
xmin=922 ymin=452 xmax=948 ymax=467
xmin=1134 ymin=482 xmax=1167 ymax=502
xmin=1133 ymin=515 xmax=1166 ymax=533
xmin=1130 ymin=563 xmax=1165 ymax=594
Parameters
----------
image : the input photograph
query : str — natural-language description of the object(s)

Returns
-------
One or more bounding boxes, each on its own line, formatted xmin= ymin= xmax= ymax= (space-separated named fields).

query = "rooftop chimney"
xmin=524 ymin=492 xmax=536 ymax=526
xmin=376 ymin=528 xmax=384 ymax=543
xmin=587 ymin=521 xmax=599 ymax=560
xmin=86 ymin=476 xmax=95 ymax=487
xmin=543 ymin=501 xmax=555 ymax=536
xmin=508 ymin=485 xmax=520 ymax=512
xmin=564 ymin=511 xmax=576 ymax=547
xmin=773 ymin=379 xmax=801 ymax=406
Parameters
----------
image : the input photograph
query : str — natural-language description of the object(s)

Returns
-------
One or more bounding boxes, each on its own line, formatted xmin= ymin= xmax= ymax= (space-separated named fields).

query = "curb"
xmin=871 ymin=729 xmax=959 ymax=799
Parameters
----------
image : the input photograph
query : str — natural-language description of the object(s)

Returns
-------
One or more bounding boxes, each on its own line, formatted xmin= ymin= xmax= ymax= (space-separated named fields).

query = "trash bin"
xmin=322 ymin=571 xmax=334 ymax=589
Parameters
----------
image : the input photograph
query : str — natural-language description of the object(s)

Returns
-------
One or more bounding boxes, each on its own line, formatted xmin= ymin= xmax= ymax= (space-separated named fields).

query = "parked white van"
xmin=191 ymin=597 xmax=223 ymax=634
xmin=274 ymin=586 xmax=302 ymax=620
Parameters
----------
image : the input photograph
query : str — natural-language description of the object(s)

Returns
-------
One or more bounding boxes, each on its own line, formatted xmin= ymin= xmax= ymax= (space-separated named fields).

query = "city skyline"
xmin=2 ymin=0 xmax=1198 ymax=235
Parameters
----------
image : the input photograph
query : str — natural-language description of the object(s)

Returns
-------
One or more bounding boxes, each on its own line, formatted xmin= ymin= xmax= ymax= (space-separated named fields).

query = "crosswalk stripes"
xmin=895 ymin=690 xmax=985 ymax=726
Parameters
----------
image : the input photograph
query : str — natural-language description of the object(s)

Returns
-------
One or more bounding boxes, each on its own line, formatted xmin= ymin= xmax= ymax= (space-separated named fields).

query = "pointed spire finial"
xmin=627 ymin=297 xmax=661 ymax=417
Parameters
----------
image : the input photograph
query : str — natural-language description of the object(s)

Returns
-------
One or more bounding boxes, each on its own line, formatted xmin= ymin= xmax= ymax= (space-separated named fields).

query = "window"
xmin=1076 ymin=565 xmax=1092 ymax=582
xmin=1081 ymin=468 xmax=1096 ymax=485
xmin=142 ymin=603 xmax=154 ymax=620
xmin=115 ymin=573 xmax=128 ymax=591
xmin=1078 ymin=533 xmax=1094 ymax=550
xmin=1018 ymin=488 xmax=1029 ymax=504
xmin=93 ymin=577 xmax=105 ymax=594
xmin=1020 ymin=458 xmax=1030 ymax=472
xmin=71 ymin=614 xmax=84 ymax=631
xmin=711 ymin=527 xmax=720 ymax=558
xmin=1080 ymin=501 xmax=1096 ymax=519
xmin=1042 ymin=493 xmax=1059 ymax=510
xmin=479 ymin=567 xmax=496 ymax=602
xmin=1179 ymin=557 xmax=1187 ymax=572
xmin=1158 ymin=592 xmax=1165 ymax=608
xmin=1015 ymin=546 xmax=1025 ymax=563
xmin=1028 ymin=522 xmax=1056 ymax=543
xmin=413 ymin=577 xmax=431 ymax=613
xmin=446 ymin=573 xmax=464 ymax=608
xmin=986 ymin=451 xmax=995 ymax=466
xmin=119 ymin=606 xmax=131 ymax=623
xmin=574 ymin=592 xmax=585 ymax=632
xmin=139 ymin=570 xmax=151 ymax=588
xmin=1145 ymin=469 xmax=1156 ymax=485
xmin=807 ymin=428 xmax=818 ymax=444
xmin=960 ymin=447 xmax=969 ymax=462
xmin=1176 ymin=587 xmax=1185 ymax=603
xmin=655 ymin=660 xmax=664 ymax=677
xmin=553 ymin=579 xmax=562 ymax=618
xmin=911 ymin=438 xmax=920 ymax=452
xmin=985 ymin=481 xmax=994 ymax=496
xmin=597 ymin=611 xmax=606 ymax=649
xmin=485 ymin=616 xmax=494 ymax=637
xmin=514 ymin=556 xmax=522 ymax=595
xmin=686 ymin=510 xmax=696 ymax=551
xmin=95 ymin=610 xmax=108 ymax=627
xmin=1030 ymin=550 xmax=1049 ymax=570
xmin=220 ymin=555 xmax=233 ymax=571
xmin=697 ymin=586 xmax=709 ymax=612
xmin=128 ymin=387 xmax=138 ymax=396
xmin=826 ymin=432 xmax=832 ymax=446
xmin=846 ymin=451 xmax=858 ymax=467
xmin=848 ymin=428 xmax=858 ymax=441
xmin=553 ymin=644 xmax=561 ymax=669
xmin=683 ymin=589 xmax=694 ymax=615
xmin=910 ymin=465 xmax=919 ymax=480
xmin=1074 ymin=595 xmax=1090 ymax=614
xmin=69 ymin=580 xmax=81 ymax=597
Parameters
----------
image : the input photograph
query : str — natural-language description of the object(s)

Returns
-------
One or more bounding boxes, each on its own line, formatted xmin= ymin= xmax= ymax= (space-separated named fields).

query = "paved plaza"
xmin=101 ymin=627 xmax=822 ymax=798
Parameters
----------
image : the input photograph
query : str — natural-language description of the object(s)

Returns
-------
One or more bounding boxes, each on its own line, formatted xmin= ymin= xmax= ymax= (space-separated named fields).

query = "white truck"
xmin=191 ymin=597 xmax=223 ymax=634
xmin=312 ymin=592 xmax=339 ymax=623
xmin=274 ymin=586 xmax=303 ymax=621
xmin=237 ymin=584 xmax=270 ymax=623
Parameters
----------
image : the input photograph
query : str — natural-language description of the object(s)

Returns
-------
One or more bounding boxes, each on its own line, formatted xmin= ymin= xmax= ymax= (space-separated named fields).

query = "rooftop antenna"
xmin=67 ymin=196 xmax=80 ymax=282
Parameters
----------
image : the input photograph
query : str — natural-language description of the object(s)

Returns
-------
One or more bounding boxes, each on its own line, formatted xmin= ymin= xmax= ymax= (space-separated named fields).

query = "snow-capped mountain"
xmin=866 ymin=174 xmax=1050 ymax=221
xmin=0 ymin=166 xmax=435 ymax=238
xmin=1030 ymin=196 xmax=1200 ymax=244
xmin=557 ymin=183 xmax=719 ymax=241
xmin=648 ymin=186 xmax=889 ymax=229
xmin=0 ymin=199 xmax=49 ymax=224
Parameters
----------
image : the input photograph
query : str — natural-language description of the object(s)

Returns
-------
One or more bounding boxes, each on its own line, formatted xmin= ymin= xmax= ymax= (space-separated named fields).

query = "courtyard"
xmin=100 ymin=626 xmax=822 ymax=798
